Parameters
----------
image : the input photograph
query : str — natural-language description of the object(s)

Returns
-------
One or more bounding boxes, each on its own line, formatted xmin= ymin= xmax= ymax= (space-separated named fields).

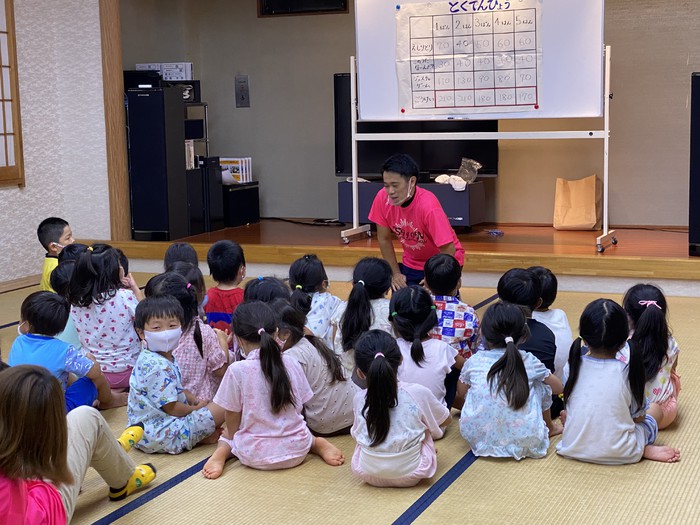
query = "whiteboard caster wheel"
xmin=611 ymin=237 xmax=618 ymax=245
xmin=342 ymin=237 xmax=350 ymax=244
xmin=596 ymin=244 xmax=605 ymax=253
xmin=367 ymin=231 xmax=372 ymax=238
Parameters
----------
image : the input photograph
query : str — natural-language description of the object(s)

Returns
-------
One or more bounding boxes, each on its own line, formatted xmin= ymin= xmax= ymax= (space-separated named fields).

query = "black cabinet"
xmin=223 ymin=182 xmax=260 ymax=227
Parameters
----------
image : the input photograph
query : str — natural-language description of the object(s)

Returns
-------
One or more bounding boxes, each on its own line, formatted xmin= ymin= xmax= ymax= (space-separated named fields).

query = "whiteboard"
xmin=355 ymin=0 xmax=604 ymax=121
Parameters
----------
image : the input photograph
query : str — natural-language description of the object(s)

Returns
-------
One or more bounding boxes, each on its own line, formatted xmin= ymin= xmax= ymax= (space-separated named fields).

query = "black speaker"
xmin=690 ymin=73 xmax=700 ymax=256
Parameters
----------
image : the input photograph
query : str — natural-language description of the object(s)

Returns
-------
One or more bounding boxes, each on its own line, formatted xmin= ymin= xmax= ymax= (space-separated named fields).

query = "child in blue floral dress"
xmin=456 ymin=301 xmax=563 ymax=460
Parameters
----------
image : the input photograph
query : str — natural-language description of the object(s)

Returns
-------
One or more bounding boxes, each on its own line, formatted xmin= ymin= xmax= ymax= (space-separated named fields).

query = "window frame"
xmin=0 ymin=0 xmax=24 ymax=187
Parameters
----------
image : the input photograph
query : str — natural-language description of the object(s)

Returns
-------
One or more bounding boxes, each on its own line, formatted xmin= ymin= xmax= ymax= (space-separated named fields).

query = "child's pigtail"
xmin=487 ymin=335 xmax=529 ymax=409
xmin=259 ymin=328 xmax=295 ymax=413
xmin=626 ymin=339 xmax=646 ymax=410
xmin=632 ymin=302 xmax=669 ymax=382
xmin=341 ymin=280 xmax=372 ymax=351
xmin=563 ymin=337 xmax=584 ymax=405
xmin=290 ymin=286 xmax=312 ymax=316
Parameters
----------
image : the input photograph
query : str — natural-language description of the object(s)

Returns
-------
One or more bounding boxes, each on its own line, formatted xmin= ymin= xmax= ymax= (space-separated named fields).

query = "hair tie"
xmin=258 ymin=328 xmax=265 ymax=335
xmin=504 ymin=336 xmax=514 ymax=344
xmin=357 ymin=280 xmax=365 ymax=286
xmin=391 ymin=311 xmax=398 ymax=317
xmin=87 ymin=246 xmax=93 ymax=252
xmin=430 ymin=305 xmax=436 ymax=310
xmin=295 ymin=284 xmax=303 ymax=290
xmin=639 ymin=300 xmax=662 ymax=310
xmin=186 ymin=283 xmax=191 ymax=289
xmin=257 ymin=276 xmax=264 ymax=281
xmin=374 ymin=352 xmax=384 ymax=359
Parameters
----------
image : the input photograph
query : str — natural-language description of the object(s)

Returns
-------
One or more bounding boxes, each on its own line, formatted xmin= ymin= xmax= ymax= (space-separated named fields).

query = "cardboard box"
xmin=161 ymin=62 xmax=193 ymax=81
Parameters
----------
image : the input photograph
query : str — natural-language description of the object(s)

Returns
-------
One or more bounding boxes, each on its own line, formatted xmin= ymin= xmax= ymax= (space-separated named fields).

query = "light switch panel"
xmin=235 ymin=75 xmax=250 ymax=108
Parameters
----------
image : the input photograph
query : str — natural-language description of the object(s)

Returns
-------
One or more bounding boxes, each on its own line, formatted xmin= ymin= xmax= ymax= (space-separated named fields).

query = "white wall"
xmin=0 ymin=0 xmax=109 ymax=283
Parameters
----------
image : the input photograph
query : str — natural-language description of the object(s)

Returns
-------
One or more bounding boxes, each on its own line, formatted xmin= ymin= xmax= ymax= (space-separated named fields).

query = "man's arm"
xmin=438 ymin=242 xmax=456 ymax=257
xmin=376 ymin=225 xmax=407 ymax=290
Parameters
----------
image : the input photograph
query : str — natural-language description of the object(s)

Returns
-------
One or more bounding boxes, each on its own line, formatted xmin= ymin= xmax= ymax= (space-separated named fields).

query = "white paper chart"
xmin=396 ymin=0 xmax=542 ymax=116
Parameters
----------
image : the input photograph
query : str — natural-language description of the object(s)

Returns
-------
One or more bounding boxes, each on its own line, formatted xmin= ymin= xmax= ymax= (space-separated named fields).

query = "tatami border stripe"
xmin=393 ymin=451 xmax=478 ymax=525
xmin=91 ymin=457 xmax=209 ymax=525
xmin=0 ymin=321 xmax=18 ymax=330
xmin=473 ymin=293 xmax=498 ymax=310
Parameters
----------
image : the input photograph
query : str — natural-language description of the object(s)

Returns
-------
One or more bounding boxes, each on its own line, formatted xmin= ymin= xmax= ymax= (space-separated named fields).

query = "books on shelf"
xmin=185 ymin=140 xmax=195 ymax=170
xmin=221 ymin=157 xmax=253 ymax=184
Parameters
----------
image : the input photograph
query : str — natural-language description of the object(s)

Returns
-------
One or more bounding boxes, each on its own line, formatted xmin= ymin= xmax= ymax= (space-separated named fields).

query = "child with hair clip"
xmin=69 ymin=244 xmax=143 ymax=390
xmin=128 ymin=295 xmax=226 ymax=454
xmin=145 ymin=272 xmax=229 ymax=402
xmin=351 ymin=330 xmax=451 ymax=487
xmin=205 ymin=240 xmax=246 ymax=333
xmin=169 ymin=260 xmax=209 ymax=320
xmin=332 ymin=257 xmax=394 ymax=371
xmin=0 ymin=365 xmax=156 ymax=524
xmin=50 ymin=261 xmax=81 ymax=347
xmin=273 ymin=298 xmax=358 ymax=436
xmin=202 ymin=301 xmax=344 ymax=479
xmin=456 ymin=301 xmax=563 ymax=459
xmin=557 ymin=298 xmax=680 ymax=464
xmin=390 ymin=285 xmax=461 ymax=406
xmin=164 ymin=242 xmax=199 ymax=271
xmin=620 ymin=284 xmax=680 ymax=429
xmin=289 ymin=254 xmax=344 ymax=349
xmin=243 ymin=276 xmax=291 ymax=302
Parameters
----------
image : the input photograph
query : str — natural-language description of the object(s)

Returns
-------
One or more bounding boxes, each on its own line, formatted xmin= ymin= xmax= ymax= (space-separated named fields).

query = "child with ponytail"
xmin=289 ymin=254 xmax=344 ymax=348
xmin=351 ymin=330 xmax=451 ymax=487
xmin=456 ymin=301 xmax=563 ymax=459
xmin=620 ymin=284 xmax=680 ymax=429
xmin=274 ymin=299 xmax=358 ymax=435
xmin=69 ymin=244 xmax=142 ymax=389
xmin=557 ymin=298 xmax=680 ymax=464
xmin=203 ymin=301 xmax=344 ymax=479
xmin=145 ymin=272 xmax=229 ymax=402
xmin=332 ymin=257 xmax=393 ymax=371
xmin=390 ymin=285 xmax=461 ymax=406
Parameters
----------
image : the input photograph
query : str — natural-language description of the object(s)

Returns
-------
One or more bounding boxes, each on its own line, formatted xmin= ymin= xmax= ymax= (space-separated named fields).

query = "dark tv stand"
xmin=337 ymin=180 xmax=486 ymax=227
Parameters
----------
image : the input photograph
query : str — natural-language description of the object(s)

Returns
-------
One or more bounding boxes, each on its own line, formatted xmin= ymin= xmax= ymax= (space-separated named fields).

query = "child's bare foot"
xmin=199 ymin=428 xmax=224 ymax=445
xmin=99 ymin=391 xmax=128 ymax=410
xmin=643 ymin=445 xmax=680 ymax=463
xmin=559 ymin=410 xmax=567 ymax=427
xmin=548 ymin=420 xmax=563 ymax=437
xmin=202 ymin=446 xmax=229 ymax=479
xmin=311 ymin=437 xmax=345 ymax=466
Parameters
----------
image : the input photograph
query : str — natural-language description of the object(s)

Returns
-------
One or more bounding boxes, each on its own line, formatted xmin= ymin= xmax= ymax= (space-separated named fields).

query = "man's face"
xmin=382 ymin=171 xmax=415 ymax=206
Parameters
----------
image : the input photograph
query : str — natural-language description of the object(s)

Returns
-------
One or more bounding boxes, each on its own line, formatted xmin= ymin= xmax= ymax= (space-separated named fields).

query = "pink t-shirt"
xmin=0 ymin=475 xmax=66 ymax=525
xmin=173 ymin=317 xmax=227 ymax=402
xmin=213 ymin=349 xmax=314 ymax=469
xmin=369 ymin=186 xmax=465 ymax=271
xmin=72 ymin=288 xmax=140 ymax=373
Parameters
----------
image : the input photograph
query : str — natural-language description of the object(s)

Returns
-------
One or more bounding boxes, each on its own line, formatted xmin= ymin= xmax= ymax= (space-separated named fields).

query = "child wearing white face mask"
xmin=127 ymin=295 xmax=226 ymax=454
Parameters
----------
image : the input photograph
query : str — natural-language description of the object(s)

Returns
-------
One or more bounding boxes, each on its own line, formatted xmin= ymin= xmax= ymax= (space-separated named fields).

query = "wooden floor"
xmin=107 ymin=221 xmax=700 ymax=281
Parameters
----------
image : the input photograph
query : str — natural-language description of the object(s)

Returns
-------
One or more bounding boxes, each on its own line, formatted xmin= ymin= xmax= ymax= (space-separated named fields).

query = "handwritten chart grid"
xmin=397 ymin=1 xmax=542 ymax=115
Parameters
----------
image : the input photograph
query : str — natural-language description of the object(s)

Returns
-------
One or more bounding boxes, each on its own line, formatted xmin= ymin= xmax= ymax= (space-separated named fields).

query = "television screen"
xmin=260 ymin=0 xmax=348 ymax=16
xmin=334 ymin=74 xmax=498 ymax=179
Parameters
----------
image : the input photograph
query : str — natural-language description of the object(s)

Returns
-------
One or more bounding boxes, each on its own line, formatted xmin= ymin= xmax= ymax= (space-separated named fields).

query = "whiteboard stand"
xmin=343 ymin=47 xmax=615 ymax=254
xmin=595 ymin=46 xmax=617 ymax=253
xmin=340 ymin=57 xmax=371 ymax=244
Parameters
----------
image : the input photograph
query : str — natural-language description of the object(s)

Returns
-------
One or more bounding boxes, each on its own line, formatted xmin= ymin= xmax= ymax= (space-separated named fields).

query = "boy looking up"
xmin=37 ymin=217 xmax=74 ymax=291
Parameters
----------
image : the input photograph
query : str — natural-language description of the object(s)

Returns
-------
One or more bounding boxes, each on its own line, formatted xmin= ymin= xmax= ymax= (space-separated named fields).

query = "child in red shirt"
xmin=204 ymin=240 xmax=246 ymax=333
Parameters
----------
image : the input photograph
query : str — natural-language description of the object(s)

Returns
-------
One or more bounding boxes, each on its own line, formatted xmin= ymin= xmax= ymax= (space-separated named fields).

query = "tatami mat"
xmin=3 ymin=271 xmax=699 ymax=524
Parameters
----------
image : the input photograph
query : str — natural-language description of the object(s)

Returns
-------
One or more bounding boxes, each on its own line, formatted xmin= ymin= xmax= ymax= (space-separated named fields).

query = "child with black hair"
xmin=331 ymin=257 xmax=393 ymax=371
xmin=37 ymin=217 xmax=75 ymax=292
xmin=425 ymin=253 xmax=479 ymax=358
xmin=169 ymin=260 xmax=209 ymax=319
xmin=351 ymin=329 xmax=451 ymax=487
xmin=243 ymin=276 xmax=291 ymax=302
xmin=205 ymin=240 xmax=246 ymax=333
xmin=9 ymin=291 xmax=127 ymax=411
xmin=128 ymin=295 xmax=226 ymax=454
xmin=164 ymin=242 xmax=199 ymax=271
xmin=497 ymin=268 xmax=557 ymax=374
xmin=557 ymin=298 xmax=680 ymax=464
xmin=0 ymin=366 xmax=155 ymax=523
xmin=145 ymin=272 xmax=229 ymax=402
xmin=456 ymin=301 xmax=563 ymax=459
xmin=528 ymin=266 xmax=574 ymax=381
xmin=289 ymin=254 xmax=344 ymax=349
xmin=69 ymin=244 xmax=142 ymax=390
xmin=274 ymin=299 xmax=358 ymax=435
xmin=50 ymin=261 xmax=82 ymax=348
xmin=202 ymin=301 xmax=344 ymax=478
xmin=620 ymin=284 xmax=680 ymax=429
xmin=390 ymin=285 xmax=461 ymax=406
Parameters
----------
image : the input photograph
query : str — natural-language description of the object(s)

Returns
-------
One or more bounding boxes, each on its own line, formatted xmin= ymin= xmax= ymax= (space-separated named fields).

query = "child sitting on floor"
xmin=456 ymin=301 xmax=563 ymax=460
xmin=0 ymin=365 xmax=155 ymax=524
xmin=37 ymin=217 xmax=75 ymax=292
xmin=203 ymin=301 xmax=344 ymax=478
xmin=351 ymin=330 xmax=451 ymax=487
xmin=205 ymin=240 xmax=246 ymax=333
xmin=557 ymin=298 xmax=680 ymax=464
xmin=127 ymin=295 xmax=225 ymax=454
xmin=289 ymin=254 xmax=344 ymax=349
xmin=9 ymin=291 xmax=126 ymax=412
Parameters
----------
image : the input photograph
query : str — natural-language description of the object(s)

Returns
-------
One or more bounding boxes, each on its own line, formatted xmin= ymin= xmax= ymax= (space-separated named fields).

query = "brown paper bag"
xmin=553 ymin=175 xmax=602 ymax=230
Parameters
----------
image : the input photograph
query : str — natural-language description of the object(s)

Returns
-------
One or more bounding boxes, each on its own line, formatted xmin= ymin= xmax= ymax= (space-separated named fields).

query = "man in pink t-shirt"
xmin=368 ymin=154 xmax=464 ymax=290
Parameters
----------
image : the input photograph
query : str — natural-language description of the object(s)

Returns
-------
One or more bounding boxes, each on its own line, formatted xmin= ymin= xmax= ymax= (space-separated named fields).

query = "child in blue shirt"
xmin=9 ymin=291 xmax=126 ymax=412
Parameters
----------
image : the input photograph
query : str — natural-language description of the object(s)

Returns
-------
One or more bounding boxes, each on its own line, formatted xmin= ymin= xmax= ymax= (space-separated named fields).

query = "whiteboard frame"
xmin=341 ymin=47 xmax=615 ymax=252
